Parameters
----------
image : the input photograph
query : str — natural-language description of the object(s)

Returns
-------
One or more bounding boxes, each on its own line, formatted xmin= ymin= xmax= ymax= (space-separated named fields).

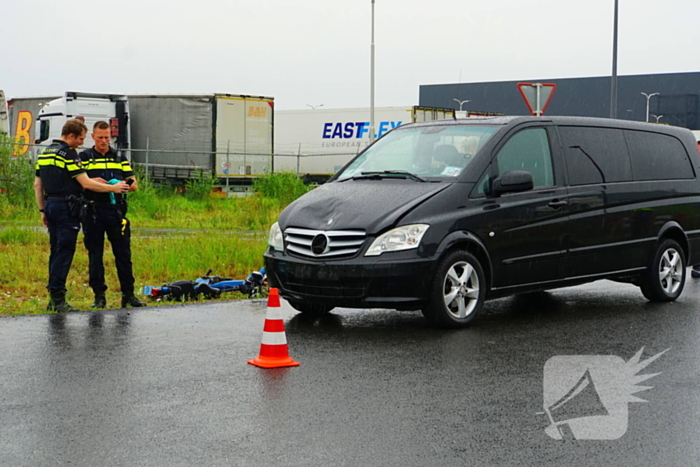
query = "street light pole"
xmin=370 ymin=0 xmax=376 ymax=143
xmin=453 ymin=98 xmax=470 ymax=111
xmin=650 ymin=114 xmax=663 ymax=123
xmin=610 ymin=0 xmax=619 ymax=118
xmin=641 ymin=92 xmax=659 ymax=122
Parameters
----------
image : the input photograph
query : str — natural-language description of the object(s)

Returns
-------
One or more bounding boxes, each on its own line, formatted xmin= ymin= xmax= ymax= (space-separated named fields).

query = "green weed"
xmin=0 ymin=226 xmax=45 ymax=245
xmin=253 ymin=171 xmax=312 ymax=206
xmin=0 ymin=134 xmax=36 ymax=218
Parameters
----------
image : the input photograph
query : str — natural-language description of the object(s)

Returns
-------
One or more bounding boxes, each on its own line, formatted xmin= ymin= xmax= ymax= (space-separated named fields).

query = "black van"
xmin=264 ymin=116 xmax=700 ymax=327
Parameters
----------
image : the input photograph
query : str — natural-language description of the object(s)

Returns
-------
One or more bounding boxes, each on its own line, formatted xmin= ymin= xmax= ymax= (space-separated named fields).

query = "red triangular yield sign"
xmin=517 ymin=83 xmax=557 ymax=116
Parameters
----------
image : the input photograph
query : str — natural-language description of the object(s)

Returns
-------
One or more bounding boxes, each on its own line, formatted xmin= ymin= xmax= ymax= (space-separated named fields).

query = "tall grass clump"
xmin=253 ymin=172 xmax=311 ymax=206
xmin=126 ymin=166 xmax=188 ymax=223
xmin=0 ymin=134 xmax=36 ymax=218
xmin=184 ymin=169 xmax=218 ymax=202
xmin=0 ymin=226 xmax=45 ymax=245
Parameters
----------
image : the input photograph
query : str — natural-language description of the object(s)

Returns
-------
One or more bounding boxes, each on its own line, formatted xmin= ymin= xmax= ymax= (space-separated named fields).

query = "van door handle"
xmin=548 ymin=199 xmax=568 ymax=208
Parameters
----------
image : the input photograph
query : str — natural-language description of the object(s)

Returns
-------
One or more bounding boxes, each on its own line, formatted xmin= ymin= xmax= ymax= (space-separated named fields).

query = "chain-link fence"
xmin=4 ymin=140 xmax=357 ymax=183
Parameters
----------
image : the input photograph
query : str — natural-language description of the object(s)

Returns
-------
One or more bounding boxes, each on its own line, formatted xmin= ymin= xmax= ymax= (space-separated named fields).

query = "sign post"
xmin=517 ymin=83 xmax=557 ymax=116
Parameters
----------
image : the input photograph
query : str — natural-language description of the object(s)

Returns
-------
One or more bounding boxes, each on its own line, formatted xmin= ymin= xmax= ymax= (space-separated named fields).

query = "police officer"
xmin=80 ymin=121 xmax=146 ymax=309
xmin=34 ymin=119 xmax=130 ymax=312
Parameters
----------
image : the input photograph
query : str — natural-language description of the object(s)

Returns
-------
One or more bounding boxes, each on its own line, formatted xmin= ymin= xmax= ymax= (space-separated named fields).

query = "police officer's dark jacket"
xmin=35 ymin=139 xmax=85 ymax=198
xmin=79 ymin=146 xmax=135 ymax=204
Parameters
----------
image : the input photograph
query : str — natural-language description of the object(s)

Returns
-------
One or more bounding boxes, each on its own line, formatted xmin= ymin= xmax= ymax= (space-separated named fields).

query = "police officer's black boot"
xmin=91 ymin=293 xmax=107 ymax=309
xmin=47 ymin=291 xmax=79 ymax=313
xmin=121 ymin=294 xmax=146 ymax=308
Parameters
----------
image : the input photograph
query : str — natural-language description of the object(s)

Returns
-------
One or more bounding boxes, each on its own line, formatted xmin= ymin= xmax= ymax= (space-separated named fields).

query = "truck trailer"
xmin=273 ymin=106 xmax=454 ymax=181
xmin=128 ymin=94 xmax=274 ymax=183
xmin=7 ymin=94 xmax=60 ymax=156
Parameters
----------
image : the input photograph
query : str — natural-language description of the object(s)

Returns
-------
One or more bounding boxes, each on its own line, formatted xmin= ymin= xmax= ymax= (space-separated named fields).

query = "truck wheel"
xmin=422 ymin=250 xmax=486 ymax=328
xmin=640 ymin=239 xmax=686 ymax=302
xmin=288 ymin=300 xmax=334 ymax=318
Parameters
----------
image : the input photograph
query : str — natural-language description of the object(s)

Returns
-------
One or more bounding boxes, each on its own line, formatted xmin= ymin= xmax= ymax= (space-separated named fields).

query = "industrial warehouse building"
xmin=419 ymin=71 xmax=700 ymax=130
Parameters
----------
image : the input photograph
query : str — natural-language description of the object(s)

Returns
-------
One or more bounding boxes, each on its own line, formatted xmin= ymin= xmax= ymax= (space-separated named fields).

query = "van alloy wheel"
xmin=658 ymin=248 xmax=683 ymax=295
xmin=422 ymin=250 xmax=486 ymax=328
xmin=640 ymin=238 xmax=686 ymax=302
xmin=443 ymin=261 xmax=480 ymax=318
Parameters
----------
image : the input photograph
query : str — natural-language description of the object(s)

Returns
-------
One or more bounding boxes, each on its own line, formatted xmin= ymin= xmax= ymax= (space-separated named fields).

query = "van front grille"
xmin=284 ymin=228 xmax=366 ymax=258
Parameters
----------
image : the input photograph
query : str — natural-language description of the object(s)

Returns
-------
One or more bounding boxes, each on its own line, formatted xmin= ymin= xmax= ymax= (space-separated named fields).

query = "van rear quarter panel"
xmin=553 ymin=118 xmax=700 ymax=272
xmin=603 ymin=180 xmax=700 ymax=268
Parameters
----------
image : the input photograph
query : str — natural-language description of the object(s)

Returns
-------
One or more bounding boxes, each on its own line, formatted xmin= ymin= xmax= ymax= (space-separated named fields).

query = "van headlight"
xmin=365 ymin=224 xmax=429 ymax=256
xmin=268 ymin=222 xmax=284 ymax=251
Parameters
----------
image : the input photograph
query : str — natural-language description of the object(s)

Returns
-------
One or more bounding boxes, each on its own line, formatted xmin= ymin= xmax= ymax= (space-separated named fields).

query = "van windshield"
xmin=336 ymin=124 xmax=500 ymax=181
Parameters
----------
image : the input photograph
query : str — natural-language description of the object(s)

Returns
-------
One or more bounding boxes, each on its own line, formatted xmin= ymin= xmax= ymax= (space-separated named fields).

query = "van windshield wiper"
xmin=352 ymin=170 xmax=426 ymax=182
xmin=569 ymin=146 xmax=607 ymax=183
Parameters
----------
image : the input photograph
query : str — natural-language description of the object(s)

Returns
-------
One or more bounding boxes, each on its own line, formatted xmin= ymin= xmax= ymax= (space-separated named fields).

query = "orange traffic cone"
xmin=248 ymin=288 xmax=300 ymax=369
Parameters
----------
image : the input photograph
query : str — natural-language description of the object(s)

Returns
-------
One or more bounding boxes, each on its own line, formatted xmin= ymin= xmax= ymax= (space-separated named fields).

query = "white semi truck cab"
xmin=35 ymin=92 xmax=130 ymax=151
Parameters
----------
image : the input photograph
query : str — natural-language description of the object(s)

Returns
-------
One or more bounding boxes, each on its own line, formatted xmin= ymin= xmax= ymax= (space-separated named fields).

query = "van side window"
xmin=495 ymin=128 xmax=554 ymax=188
xmin=476 ymin=168 xmax=492 ymax=196
xmin=624 ymin=130 xmax=694 ymax=180
xmin=559 ymin=127 xmax=631 ymax=185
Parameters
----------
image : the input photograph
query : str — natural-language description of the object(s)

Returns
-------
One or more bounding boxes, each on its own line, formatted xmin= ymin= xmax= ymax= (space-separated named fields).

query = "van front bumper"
xmin=263 ymin=250 xmax=435 ymax=310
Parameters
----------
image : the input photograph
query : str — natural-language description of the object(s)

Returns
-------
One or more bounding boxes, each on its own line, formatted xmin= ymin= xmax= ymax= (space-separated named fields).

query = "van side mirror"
xmin=492 ymin=170 xmax=534 ymax=196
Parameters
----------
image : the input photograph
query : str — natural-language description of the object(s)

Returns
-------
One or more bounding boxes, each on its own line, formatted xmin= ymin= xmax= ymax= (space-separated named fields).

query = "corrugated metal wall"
xmin=420 ymin=72 xmax=700 ymax=130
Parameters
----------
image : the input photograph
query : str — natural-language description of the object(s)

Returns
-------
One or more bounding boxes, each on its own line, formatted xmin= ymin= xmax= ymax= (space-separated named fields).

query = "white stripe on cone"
xmin=265 ymin=306 xmax=284 ymax=320
xmin=261 ymin=331 xmax=288 ymax=345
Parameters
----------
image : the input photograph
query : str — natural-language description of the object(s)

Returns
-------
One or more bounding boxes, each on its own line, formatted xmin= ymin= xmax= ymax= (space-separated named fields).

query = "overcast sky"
xmin=3 ymin=0 xmax=699 ymax=110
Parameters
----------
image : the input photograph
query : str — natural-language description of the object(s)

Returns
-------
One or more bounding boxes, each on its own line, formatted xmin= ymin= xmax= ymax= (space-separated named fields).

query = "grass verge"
xmin=0 ymin=170 xmax=313 ymax=316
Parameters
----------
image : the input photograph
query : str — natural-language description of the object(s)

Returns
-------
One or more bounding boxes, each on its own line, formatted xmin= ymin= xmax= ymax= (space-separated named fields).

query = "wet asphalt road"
xmin=1 ymin=278 xmax=699 ymax=466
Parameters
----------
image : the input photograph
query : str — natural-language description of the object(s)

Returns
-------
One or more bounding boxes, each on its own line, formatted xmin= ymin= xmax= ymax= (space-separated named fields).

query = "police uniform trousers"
xmin=82 ymin=205 xmax=136 ymax=296
xmin=45 ymin=199 xmax=81 ymax=293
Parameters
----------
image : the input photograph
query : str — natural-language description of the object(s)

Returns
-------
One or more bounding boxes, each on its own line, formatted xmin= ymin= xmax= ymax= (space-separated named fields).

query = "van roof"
xmin=405 ymin=115 xmax=695 ymax=139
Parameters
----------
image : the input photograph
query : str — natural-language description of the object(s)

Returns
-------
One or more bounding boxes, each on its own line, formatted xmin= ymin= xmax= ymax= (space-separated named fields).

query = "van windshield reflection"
xmin=336 ymin=125 xmax=499 ymax=181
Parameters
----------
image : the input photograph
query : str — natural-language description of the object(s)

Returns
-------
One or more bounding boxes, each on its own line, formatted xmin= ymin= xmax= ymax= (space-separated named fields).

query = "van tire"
xmin=639 ymin=239 xmax=686 ymax=302
xmin=422 ymin=250 xmax=486 ymax=328
xmin=288 ymin=300 xmax=334 ymax=317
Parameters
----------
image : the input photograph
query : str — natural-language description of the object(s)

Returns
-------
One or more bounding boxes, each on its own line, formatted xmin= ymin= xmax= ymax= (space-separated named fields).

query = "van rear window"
xmin=624 ymin=130 xmax=694 ymax=180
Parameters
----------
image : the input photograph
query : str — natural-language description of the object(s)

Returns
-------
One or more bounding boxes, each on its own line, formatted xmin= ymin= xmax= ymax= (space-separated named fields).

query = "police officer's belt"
xmin=87 ymin=200 xmax=123 ymax=208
